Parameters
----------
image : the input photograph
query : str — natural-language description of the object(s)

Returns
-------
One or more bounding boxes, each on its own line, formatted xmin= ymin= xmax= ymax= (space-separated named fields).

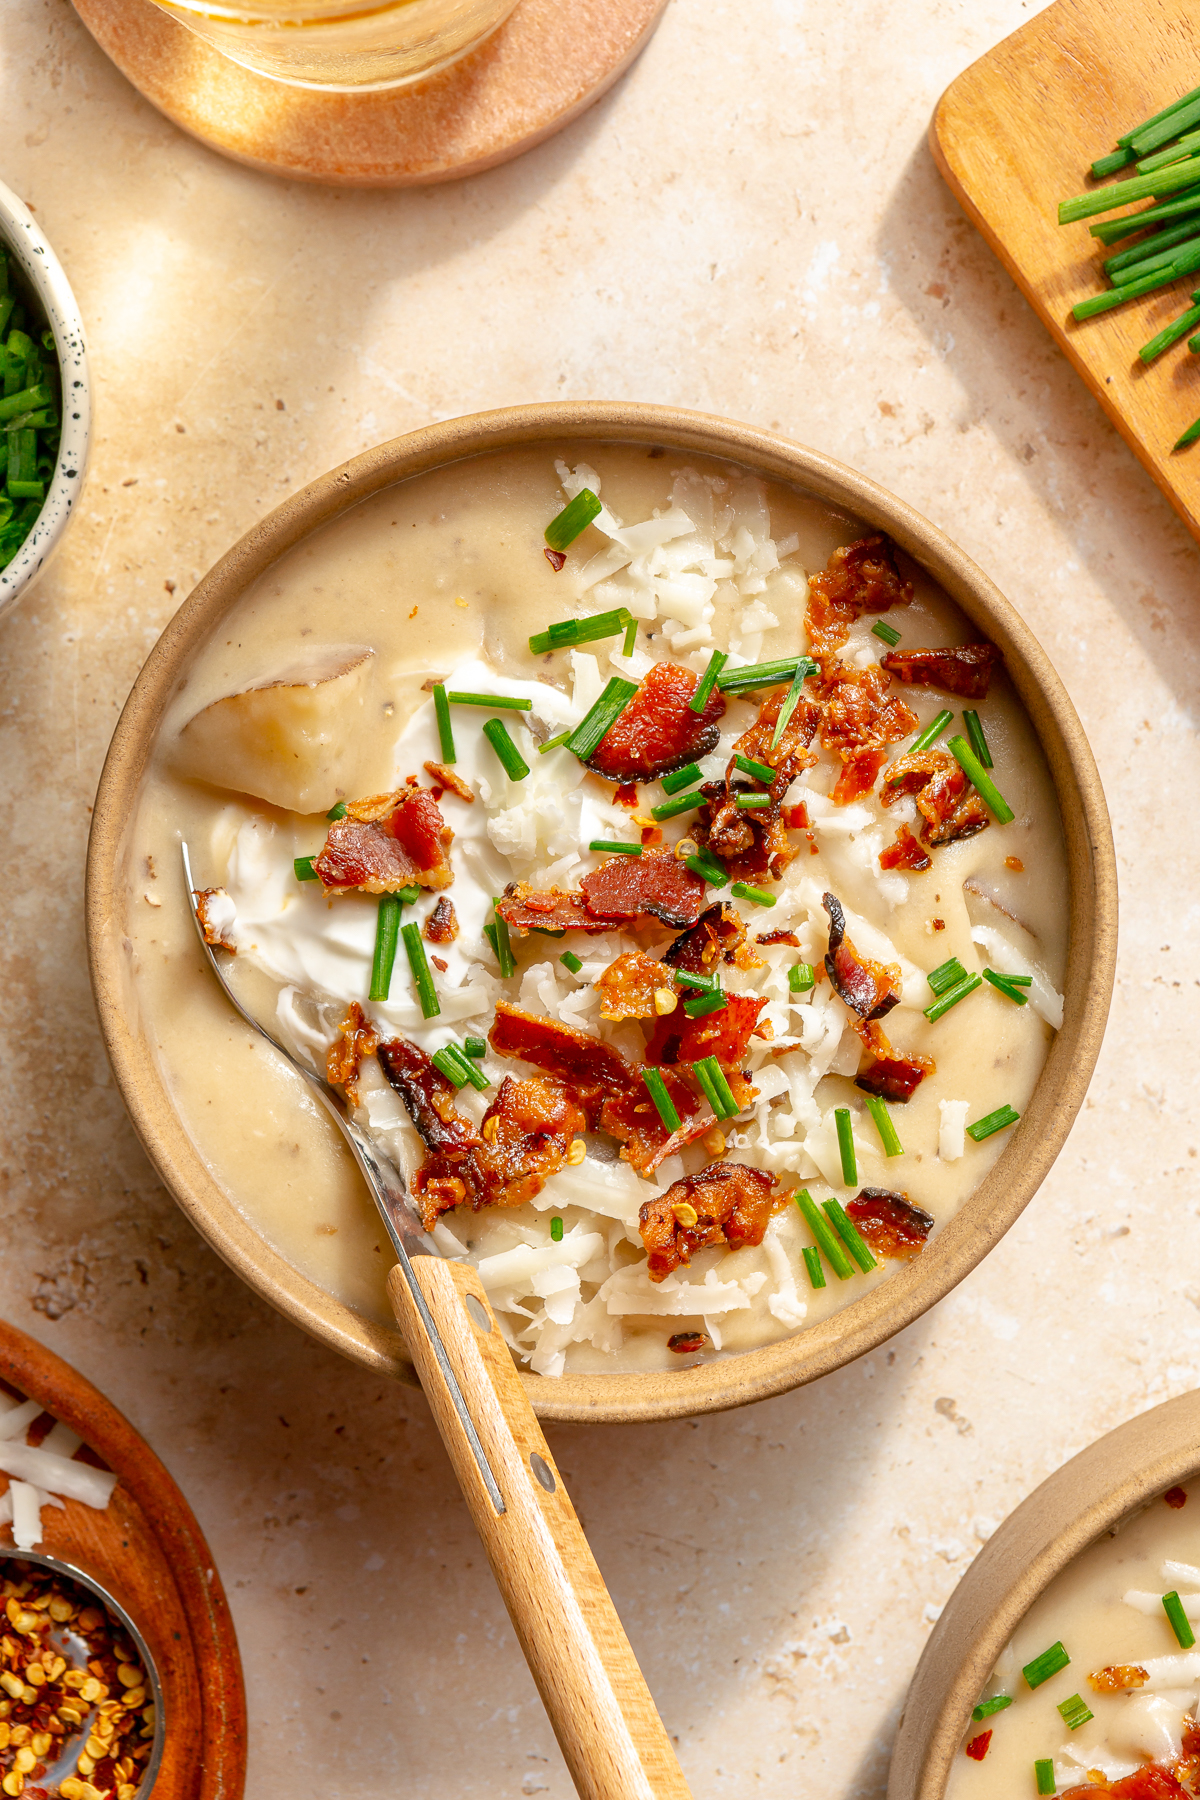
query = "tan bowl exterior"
xmin=888 ymin=1390 xmax=1200 ymax=1800
xmin=85 ymin=401 xmax=1117 ymax=1424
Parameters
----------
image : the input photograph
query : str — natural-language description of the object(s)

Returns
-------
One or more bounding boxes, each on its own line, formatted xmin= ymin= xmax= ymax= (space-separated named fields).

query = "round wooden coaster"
xmin=0 ymin=1319 xmax=247 ymax=1800
xmin=70 ymin=0 xmax=670 ymax=187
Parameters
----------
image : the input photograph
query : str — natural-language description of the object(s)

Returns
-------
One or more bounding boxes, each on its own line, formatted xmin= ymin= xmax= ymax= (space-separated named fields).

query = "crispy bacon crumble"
xmin=805 ymin=534 xmax=913 ymax=675
xmin=846 ymin=1190 xmax=934 ymax=1259
xmin=639 ymin=1161 xmax=781 ymax=1279
xmin=823 ymin=891 xmax=901 ymax=1022
xmin=585 ymin=661 xmax=726 ymax=782
xmin=882 ymin=642 xmax=1002 ymax=699
xmin=423 ymin=896 xmax=459 ymax=943
xmin=498 ymin=849 xmax=708 ymax=937
xmin=881 ymin=750 xmax=990 ymax=846
xmin=315 ymin=788 xmax=454 ymax=894
xmin=327 ymin=1002 xmax=380 ymax=1105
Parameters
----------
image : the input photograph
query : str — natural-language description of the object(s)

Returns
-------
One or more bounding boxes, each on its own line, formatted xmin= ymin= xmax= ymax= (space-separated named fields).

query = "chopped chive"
xmin=565 ymin=675 xmax=639 ymax=760
xmin=963 ymin=709 xmax=993 ymax=768
xmin=907 ymin=709 xmax=954 ymax=755
xmin=735 ymin=753 xmax=776 ymax=784
xmin=661 ymin=762 xmax=704 ymax=795
xmin=433 ymin=683 xmax=456 ymax=762
xmin=794 ymin=1189 xmax=855 ymax=1280
xmin=528 ymin=606 xmax=633 ymax=655
xmin=1023 ymin=1642 xmax=1069 ymax=1689
xmin=530 ymin=926 xmax=566 ymax=938
xmin=1059 ymin=154 xmax=1200 ymax=224
xmin=464 ymin=1036 xmax=488 ymax=1058
xmin=294 ymin=855 xmax=319 ymax=882
xmin=686 ymin=853 xmax=728 ymax=886
xmin=802 ymin=1245 xmax=826 ymax=1289
xmin=1129 ymin=94 xmax=1200 ymax=157
xmin=642 ymin=1067 xmax=682 ymax=1133
xmin=545 ymin=487 xmax=602 ymax=552
xmin=560 ymin=950 xmax=583 ymax=974
xmin=1163 ymin=1590 xmax=1196 ymax=1648
xmin=966 ymin=1104 xmax=1020 ymax=1142
xmin=652 ymin=791 xmax=705 ymax=822
xmin=696 ymin=1056 xmax=738 ymax=1119
xmin=1118 ymin=85 xmax=1200 ymax=148
xmin=692 ymin=1059 xmax=724 ymax=1117
xmin=396 ymin=883 xmax=421 ymax=904
xmin=1057 ymin=1694 xmax=1094 ymax=1731
xmin=863 ymin=1092 xmax=904 ymax=1158
xmin=924 ymin=973 xmax=983 ymax=1022
xmin=947 ymin=736 xmax=1015 ymax=823
xmin=871 ymin=619 xmax=902 ymax=647
xmin=999 ymin=972 xmax=1031 ymax=984
xmin=550 ymin=1215 xmax=564 ymax=1242
xmin=1174 ymin=414 xmax=1200 ymax=449
xmin=788 ymin=962 xmax=816 ymax=993
xmin=834 ymin=1109 xmax=858 ymax=1186
xmin=446 ymin=690 xmax=532 ymax=710
xmin=770 ymin=659 xmax=809 ymax=750
xmin=538 ymin=730 xmax=571 ymax=754
xmin=1091 ymin=189 xmax=1200 ymax=243
xmin=1071 ymin=245 xmax=1200 ymax=320
xmin=369 ymin=893 xmax=404 ymax=1001
xmin=927 ymin=956 xmax=968 ymax=996
xmin=730 ymin=881 xmax=776 ymax=906
xmin=483 ymin=917 xmax=516 ymax=978
xmin=482 ymin=717 xmax=530 ymax=782
xmin=717 ymin=656 xmax=816 ymax=694
xmin=1091 ymin=146 xmax=1136 ymax=178
xmin=689 ymin=650 xmax=728 ymax=714
xmin=1035 ymin=1759 xmax=1057 ymax=1795
xmin=673 ymin=969 xmax=718 ymax=991
xmin=590 ymin=839 xmax=642 ymax=856
xmin=1113 ymin=231 xmax=1200 ymax=286
xmin=622 ymin=616 xmax=637 ymax=657
xmin=0 ymin=383 xmax=51 ymax=424
xmin=401 ymin=921 xmax=440 ymax=1018
xmin=971 ymin=1696 xmax=1012 ymax=1722
xmin=823 ymin=1197 xmax=876 ymax=1272
xmin=432 ymin=1046 xmax=471 ymax=1088
xmin=734 ymin=793 xmax=772 ymax=810
xmin=1109 ymin=220 xmax=1200 ymax=277
xmin=446 ymin=1043 xmax=490 ymax=1091
xmin=684 ymin=989 xmax=728 ymax=1018
xmin=982 ymin=969 xmax=1029 ymax=1005
xmin=326 ymin=801 xmax=348 ymax=821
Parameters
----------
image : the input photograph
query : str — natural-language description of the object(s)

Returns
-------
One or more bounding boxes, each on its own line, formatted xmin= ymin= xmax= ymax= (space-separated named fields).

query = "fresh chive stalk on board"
xmin=1111 ymin=233 xmax=1200 ymax=287
xmin=1071 ymin=248 xmax=1200 ymax=321
xmin=544 ymin=487 xmax=602 ymax=552
xmin=1129 ymin=93 xmax=1200 ymax=157
xmin=1059 ymin=153 xmax=1200 ymax=225
xmin=1106 ymin=217 xmax=1200 ymax=275
xmin=1140 ymin=299 xmax=1200 ymax=362
xmin=1090 ymin=189 xmax=1200 ymax=244
xmin=1118 ymin=84 xmax=1200 ymax=149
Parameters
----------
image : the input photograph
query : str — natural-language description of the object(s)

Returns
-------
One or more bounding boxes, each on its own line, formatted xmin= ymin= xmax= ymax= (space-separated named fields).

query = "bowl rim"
xmin=85 ymin=399 xmax=1118 ymax=1425
xmin=0 ymin=177 xmax=91 ymax=621
xmin=887 ymin=1389 xmax=1200 ymax=1800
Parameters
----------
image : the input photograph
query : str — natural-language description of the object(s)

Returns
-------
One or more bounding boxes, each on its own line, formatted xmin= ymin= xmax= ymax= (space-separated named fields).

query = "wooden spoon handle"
xmin=386 ymin=1257 xmax=692 ymax=1800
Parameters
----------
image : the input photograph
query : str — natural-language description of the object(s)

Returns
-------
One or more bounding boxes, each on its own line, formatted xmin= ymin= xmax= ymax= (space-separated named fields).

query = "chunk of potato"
xmin=173 ymin=647 xmax=393 ymax=814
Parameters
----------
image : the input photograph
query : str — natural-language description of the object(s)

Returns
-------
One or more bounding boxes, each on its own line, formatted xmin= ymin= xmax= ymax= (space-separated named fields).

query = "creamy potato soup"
xmin=124 ymin=444 xmax=1067 ymax=1376
xmin=948 ymin=1484 xmax=1200 ymax=1800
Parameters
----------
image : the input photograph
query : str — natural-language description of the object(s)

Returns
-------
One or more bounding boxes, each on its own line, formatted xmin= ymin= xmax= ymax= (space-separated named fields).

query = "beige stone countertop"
xmin=2 ymin=0 xmax=1199 ymax=1794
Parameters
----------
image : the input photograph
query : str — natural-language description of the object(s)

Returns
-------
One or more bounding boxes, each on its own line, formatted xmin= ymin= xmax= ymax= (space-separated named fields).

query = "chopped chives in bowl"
xmin=1163 ymin=1590 xmax=1196 ymax=1648
xmin=971 ymin=1696 xmax=1012 ymax=1722
xmin=689 ymin=650 xmax=727 ymax=713
xmin=802 ymin=1245 xmax=826 ymax=1289
xmin=863 ymin=1092 xmax=903 ymax=1157
xmin=482 ymin=717 xmax=530 ymax=781
xmin=823 ymin=1197 xmax=875 ymax=1272
xmin=924 ymin=973 xmax=982 ymax=1022
xmin=794 ymin=1190 xmax=854 ymax=1280
xmin=589 ymin=839 xmax=642 ymax=856
xmin=1057 ymin=1694 xmax=1094 ymax=1731
xmin=564 ymin=676 xmax=638 ymax=760
xmin=834 ymin=1108 xmax=857 ymax=1186
xmin=544 ymin=487 xmax=602 ymax=552
xmin=433 ymin=683 xmax=456 ymax=761
xmin=966 ymin=1104 xmax=1020 ymax=1142
xmin=730 ymin=881 xmax=775 ymax=905
xmin=734 ymin=753 xmax=775 ymax=784
xmin=1022 ymin=1642 xmax=1069 ymax=1689
xmin=788 ymin=962 xmax=816 ymax=993
xmin=401 ymin=921 xmax=440 ymax=1019
xmin=528 ymin=606 xmax=632 ymax=655
xmin=560 ymin=950 xmax=583 ymax=974
xmin=926 ymin=956 xmax=967 ymax=996
xmin=642 ymin=1068 xmax=681 ymax=1133
xmin=446 ymin=690 xmax=532 ymax=710
xmin=871 ymin=619 xmax=902 ymax=647
xmin=661 ymin=761 xmax=703 ymax=795
xmin=294 ymin=855 xmax=319 ymax=882
xmin=651 ymin=791 xmax=705 ymax=822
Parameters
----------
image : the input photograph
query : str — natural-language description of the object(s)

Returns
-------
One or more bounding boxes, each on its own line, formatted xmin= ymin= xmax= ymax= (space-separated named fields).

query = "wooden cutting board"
xmin=0 ymin=1320 xmax=247 ymax=1800
xmin=931 ymin=0 xmax=1200 ymax=545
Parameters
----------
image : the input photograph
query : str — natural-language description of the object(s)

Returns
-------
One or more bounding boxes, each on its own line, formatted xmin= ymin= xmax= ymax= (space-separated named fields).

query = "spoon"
xmin=0 ymin=1544 xmax=166 ymax=1797
xmin=180 ymin=844 xmax=691 ymax=1800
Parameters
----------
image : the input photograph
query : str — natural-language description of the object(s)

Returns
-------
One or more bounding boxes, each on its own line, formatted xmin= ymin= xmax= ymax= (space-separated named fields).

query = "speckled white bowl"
xmin=0 ymin=177 xmax=90 ymax=622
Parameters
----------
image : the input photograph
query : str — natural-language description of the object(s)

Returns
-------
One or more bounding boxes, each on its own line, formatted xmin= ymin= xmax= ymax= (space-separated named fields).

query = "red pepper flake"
xmin=1165 ymin=1486 xmax=1188 ymax=1509
xmin=615 ymin=783 xmax=639 ymax=808
xmin=932 ymin=917 xmax=945 ymax=931
xmin=544 ymin=547 xmax=567 ymax=572
xmin=784 ymin=802 xmax=809 ymax=829
xmin=431 ymin=956 xmax=448 ymax=972
xmin=668 ymin=1331 xmax=708 ymax=1354
xmin=965 ymin=1731 xmax=992 ymax=1762
xmin=1006 ymin=856 xmax=1025 ymax=872
xmin=641 ymin=825 xmax=663 ymax=846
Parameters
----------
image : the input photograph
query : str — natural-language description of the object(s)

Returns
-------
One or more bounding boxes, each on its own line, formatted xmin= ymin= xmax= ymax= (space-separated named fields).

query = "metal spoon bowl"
xmin=0 ymin=1544 xmax=166 ymax=1796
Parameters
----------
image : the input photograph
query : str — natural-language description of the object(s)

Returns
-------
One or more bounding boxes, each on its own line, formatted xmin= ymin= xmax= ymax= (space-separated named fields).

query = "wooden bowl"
xmin=85 ymin=401 xmax=1117 ymax=1425
xmin=888 ymin=1391 xmax=1200 ymax=1800
xmin=0 ymin=1318 xmax=247 ymax=1800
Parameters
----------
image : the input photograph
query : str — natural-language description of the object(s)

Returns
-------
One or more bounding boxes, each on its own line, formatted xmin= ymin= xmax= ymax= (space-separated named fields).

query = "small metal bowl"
xmin=0 ymin=1543 xmax=166 ymax=1796
xmin=0 ymin=177 xmax=91 ymax=623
